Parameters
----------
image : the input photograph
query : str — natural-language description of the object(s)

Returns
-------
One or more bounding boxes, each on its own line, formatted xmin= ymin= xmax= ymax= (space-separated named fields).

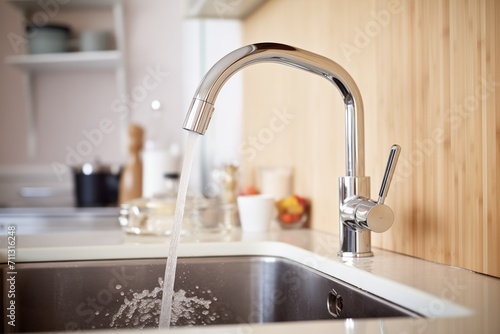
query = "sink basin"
xmin=2 ymin=256 xmax=420 ymax=332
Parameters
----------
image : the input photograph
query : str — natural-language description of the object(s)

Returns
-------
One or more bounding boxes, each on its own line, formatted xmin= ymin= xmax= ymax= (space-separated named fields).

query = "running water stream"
xmin=158 ymin=132 xmax=200 ymax=328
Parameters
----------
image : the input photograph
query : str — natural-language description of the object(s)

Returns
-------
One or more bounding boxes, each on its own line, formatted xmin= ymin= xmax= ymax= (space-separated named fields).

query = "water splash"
xmin=109 ymin=276 xmax=218 ymax=328
xmin=109 ymin=284 xmax=163 ymax=328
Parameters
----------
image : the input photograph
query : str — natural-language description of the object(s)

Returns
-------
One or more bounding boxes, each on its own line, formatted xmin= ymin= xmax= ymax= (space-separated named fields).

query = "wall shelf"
xmin=4 ymin=0 xmax=127 ymax=159
xmin=6 ymin=0 xmax=121 ymax=10
xmin=5 ymin=50 xmax=120 ymax=71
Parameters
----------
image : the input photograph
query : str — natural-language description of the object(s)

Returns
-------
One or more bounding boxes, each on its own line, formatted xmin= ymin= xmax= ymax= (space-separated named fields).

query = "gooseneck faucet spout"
xmin=183 ymin=42 xmax=400 ymax=257
xmin=183 ymin=43 xmax=364 ymax=177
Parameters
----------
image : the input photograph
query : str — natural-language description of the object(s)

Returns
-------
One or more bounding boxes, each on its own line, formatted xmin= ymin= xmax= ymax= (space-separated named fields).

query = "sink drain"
xmin=327 ymin=288 xmax=343 ymax=318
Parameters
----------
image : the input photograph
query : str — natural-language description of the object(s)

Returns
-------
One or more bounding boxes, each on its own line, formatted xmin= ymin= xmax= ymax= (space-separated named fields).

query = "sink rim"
xmin=3 ymin=254 xmax=426 ymax=332
xmin=2 ymin=239 xmax=473 ymax=320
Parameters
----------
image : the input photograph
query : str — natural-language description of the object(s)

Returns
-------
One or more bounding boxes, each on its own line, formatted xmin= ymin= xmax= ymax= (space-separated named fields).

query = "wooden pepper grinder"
xmin=119 ymin=123 xmax=144 ymax=204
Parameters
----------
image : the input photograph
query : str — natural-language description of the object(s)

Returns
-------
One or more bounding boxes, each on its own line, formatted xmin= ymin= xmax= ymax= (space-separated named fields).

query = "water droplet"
xmin=213 ymin=297 xmax=218 ymax=301
xmin=95 ymin=311 xmax=100 ymax=315
xmin=120 ymin=292 xmax=124 ymax=296
xmin=195 ymin=285 xmax=199 ymax=289
xmin=116 ymin=284 xmax=122 ymax=289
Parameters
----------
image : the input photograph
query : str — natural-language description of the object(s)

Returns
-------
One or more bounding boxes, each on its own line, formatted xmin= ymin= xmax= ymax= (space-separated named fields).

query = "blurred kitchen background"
xmin=0 ymin=0 xmax=247 ymax=207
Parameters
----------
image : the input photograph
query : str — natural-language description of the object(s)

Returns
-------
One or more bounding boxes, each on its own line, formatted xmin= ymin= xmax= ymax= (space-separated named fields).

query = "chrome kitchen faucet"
xmin=183 ymin=42 xmax=400 ymax=257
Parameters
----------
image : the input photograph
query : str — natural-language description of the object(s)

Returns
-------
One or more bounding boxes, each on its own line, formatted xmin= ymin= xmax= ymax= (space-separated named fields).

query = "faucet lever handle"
xmin=377 ymin=145 xmax=401 ymax=205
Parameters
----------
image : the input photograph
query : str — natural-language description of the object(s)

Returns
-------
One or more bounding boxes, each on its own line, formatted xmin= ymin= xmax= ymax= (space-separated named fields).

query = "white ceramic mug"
xmin=237 ymin=194 xmax=275 ymax=232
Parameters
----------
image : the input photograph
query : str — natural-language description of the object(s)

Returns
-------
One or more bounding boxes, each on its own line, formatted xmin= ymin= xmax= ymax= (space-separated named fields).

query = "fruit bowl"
xmin=276 ymin=195 xmax=309 ymax=229
xmin=277 ymin=212 xmax=308 ymax=229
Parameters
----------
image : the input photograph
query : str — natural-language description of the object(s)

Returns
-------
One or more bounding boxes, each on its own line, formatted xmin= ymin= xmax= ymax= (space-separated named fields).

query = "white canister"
xmin=259 ymin=166 xmax=293 ymax=200
xmin=142 ymin=143 xmax=181 ymax=198
xmin=79 ymin=30 xmax=111 ymax=52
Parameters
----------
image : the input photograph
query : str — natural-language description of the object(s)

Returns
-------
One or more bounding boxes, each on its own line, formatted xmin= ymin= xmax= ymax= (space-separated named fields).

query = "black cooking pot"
xmin=73 ymin=163 xmax=121 ymax=207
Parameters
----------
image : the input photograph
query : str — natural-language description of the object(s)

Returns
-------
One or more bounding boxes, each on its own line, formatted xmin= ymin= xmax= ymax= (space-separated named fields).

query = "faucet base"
xmin=338 ymin=223 xmax=373 ymax=258
xmin=338 ymin=251 xmax=374 ymax=258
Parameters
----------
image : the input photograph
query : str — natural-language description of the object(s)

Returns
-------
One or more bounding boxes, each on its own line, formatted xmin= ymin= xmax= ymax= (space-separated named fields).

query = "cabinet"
xmin=4 ymin=0 xmax=127 ymax=159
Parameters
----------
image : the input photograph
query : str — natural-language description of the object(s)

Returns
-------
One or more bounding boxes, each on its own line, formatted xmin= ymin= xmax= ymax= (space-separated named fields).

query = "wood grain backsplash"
xmin=240 ymin=0 xmax=500 ymax=277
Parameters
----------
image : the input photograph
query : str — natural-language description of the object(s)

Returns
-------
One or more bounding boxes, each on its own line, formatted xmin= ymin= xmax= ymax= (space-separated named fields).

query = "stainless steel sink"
xmin=2 ymin=256 xmax=420 ymax=332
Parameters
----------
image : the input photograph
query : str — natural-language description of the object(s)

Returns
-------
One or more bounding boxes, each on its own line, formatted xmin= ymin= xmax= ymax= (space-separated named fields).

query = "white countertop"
xmin=1 ymin=219 xmax=499 ymax=333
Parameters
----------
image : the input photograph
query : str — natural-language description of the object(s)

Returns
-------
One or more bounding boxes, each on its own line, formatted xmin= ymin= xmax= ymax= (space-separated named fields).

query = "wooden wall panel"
xmin=241 ymin=0 xmax=500 ymax=277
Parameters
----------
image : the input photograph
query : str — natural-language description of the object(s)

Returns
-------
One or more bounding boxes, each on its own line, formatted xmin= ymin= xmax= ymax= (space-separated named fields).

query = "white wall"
xmin=0 ymin=0 xmax=184 ymax=168
xmin=124 ymin=0 xmax=184 ymax=148
xmin=182 ymin=19 xmax=242 ymax=194
xmin=0 ymin=1 xmax=29 ymax=164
